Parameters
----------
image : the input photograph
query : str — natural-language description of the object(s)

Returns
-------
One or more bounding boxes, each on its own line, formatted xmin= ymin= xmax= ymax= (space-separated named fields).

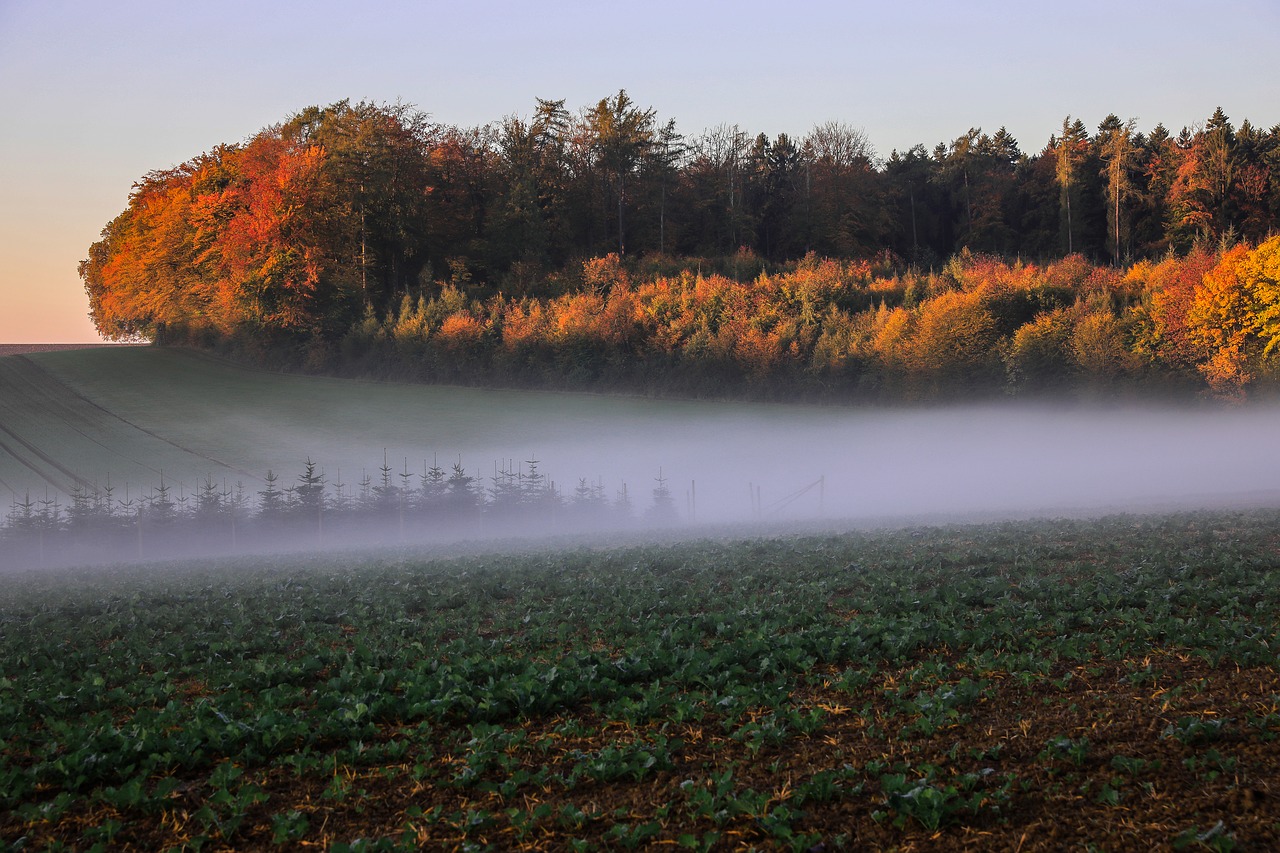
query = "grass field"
xmin=0 ymin=347 xmax=766 ymax=509
xmin=6 ymin=346 xmax=1280 ymax=529
xmin=2 ymin=511 xmax=1278 ymax=849
xmin=3 ymin=347 xmax=1280 ymax=848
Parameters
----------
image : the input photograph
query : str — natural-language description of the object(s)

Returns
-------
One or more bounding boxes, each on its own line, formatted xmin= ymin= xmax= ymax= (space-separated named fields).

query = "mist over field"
xmin=444 ymin=401 xmax=1280 ymax=524
xmin=4 ymin=350 xmax=1280 ymax=559
xmin=7 ymin=353 xmax=1280 ymax=848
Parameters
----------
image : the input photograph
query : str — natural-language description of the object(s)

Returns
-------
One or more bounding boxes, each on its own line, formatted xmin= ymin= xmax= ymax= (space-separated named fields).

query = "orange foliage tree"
xmin=303 ymin=242 xmax=1280 ymax=401
xmin=1126 ymin=246 xmax=1218 ymax=374
xmin=904 ymin=290 xmax=1000 ymax=394
xmin=1181 ymin=237 xmax=1280 ymax=395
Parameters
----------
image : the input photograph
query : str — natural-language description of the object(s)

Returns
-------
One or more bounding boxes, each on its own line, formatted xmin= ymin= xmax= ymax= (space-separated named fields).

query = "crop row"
xmin=2 ymin=510 xmax=1279 ymax=848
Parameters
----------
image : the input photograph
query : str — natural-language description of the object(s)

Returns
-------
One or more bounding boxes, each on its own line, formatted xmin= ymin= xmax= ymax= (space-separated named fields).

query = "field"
xmin=3 ymin=347 xmax=1280 ymax=848
xmin=5 ymin=347 xmax=1280 ymax=533
xmin=2 ymin=511 xmax=1279 ymax=850
xmin=1 ymin=347 xmax=848 ymax=528
xmin=0 ymin=347 xmax=723 ymax=500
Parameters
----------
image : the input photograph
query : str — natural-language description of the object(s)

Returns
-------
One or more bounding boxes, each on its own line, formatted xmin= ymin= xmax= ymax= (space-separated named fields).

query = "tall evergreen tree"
xmin=1097 ymin=115 xmax=1139 ymax=263
xmin=1055 ymin=116 xmax=1090 ymax=255
xmin=586 ymin=90 xmax=657 ymax=256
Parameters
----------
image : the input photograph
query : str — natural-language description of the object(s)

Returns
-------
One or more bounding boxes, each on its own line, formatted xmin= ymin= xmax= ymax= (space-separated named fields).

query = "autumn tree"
xmin=1126 ymin=246 xmax=1218 ymax=375
xmin=81 ymin=168 xmax=201 ymax=341
xmin=586 ymin=90 xmax=657 ymax=256
xmin=804 ymin=121 xmax=885 ymax=256
xmin=1182 ymin=236 xmax=1280 ymax=393
xmin=1246 ymin=236 xmax=1280 ymax=357
xmin=1169 ymin=108 xmax=1239 ymax=247
xmin=1096 ymin=115 xmax=1138 ymax=263
xmin=1070 ymin=308 xmax=1135 ymax=383
xmin=82 ymin=101 xmax=441 ymax=343
xmin=1187 ymin=244 xmax=1260 ymax=395
xmin=905 ymin=289 xmax=1000 ymax=394
xmin=1005 ymin=308 xmax=1075 ymax=392
xmin=212 ymin=131 xmax=347 ymax=335
xmin=1054 ymin=116 xmax=1090 ymax=255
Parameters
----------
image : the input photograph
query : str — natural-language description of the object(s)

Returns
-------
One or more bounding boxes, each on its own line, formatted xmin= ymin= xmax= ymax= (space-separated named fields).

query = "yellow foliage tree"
xmin=1005 ymin=308 xmax=1074 ymax=391
xmin=906 ymin=290 xmax=999 ymax=390
xmin=1187 ymin=245 xmax=1260 ymax=395
xmin=1070 ymin=310 xmax=1135 ymax=381
xmin=1243 ymin=236 xmax=1280 ymax=355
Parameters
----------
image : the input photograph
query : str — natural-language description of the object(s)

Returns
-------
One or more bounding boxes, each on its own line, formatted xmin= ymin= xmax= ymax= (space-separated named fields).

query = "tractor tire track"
xmin=0 ymin=357 xmax=255 ymax=498
xmin=0 ymin=357 xmax=168 ymax=486
xmin=0 ymin=425 xmax=84 ymax=494
xmin=12 ymin=356 xmax=256 ymax=479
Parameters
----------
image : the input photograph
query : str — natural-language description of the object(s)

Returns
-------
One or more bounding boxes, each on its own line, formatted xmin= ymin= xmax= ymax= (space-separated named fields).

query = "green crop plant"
xmin=270 ymin=809 xmax=310 ymax=845
xmin=1173 ymin=821 xmax=1238 ymax=852
xmin=1164 ymin=717 xmax=1231 ymax=745
xmin=4 ymin=509 xmax=1280 ymax=847
xmin=878 ymin=772 xmax=984 ymax=832
xmin=1110 ymin=754 xmax=1162 ymax=776
xmin=1183 ymin=749 xmax=1239 ymax=781
xmin=1041 ymin=735 xmax=1092 ymax=766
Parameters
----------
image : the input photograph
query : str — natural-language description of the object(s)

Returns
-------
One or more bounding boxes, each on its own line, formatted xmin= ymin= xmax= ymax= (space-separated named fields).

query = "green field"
xmin=3 ymin=347 xmax=1280 ymax=848
xmin=0 ymin=347 xmax=765 ymax=507
xmin=2 ymin=512 xmax=1278 ymax=849
xmin=6 ymin=346 xmax=1280 ymax=530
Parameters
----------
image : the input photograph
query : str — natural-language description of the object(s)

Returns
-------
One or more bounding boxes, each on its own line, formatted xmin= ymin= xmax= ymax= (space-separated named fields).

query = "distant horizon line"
xmin=0 ymin=342 xmax=134 ymax=353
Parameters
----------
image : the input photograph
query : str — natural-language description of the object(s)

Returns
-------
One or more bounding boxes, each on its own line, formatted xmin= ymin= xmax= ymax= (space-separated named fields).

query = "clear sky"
xmin=1 ymin=0 xmax=1276 ymax=342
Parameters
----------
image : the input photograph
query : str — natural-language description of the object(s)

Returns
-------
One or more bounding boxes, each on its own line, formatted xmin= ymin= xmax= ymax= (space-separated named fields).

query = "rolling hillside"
xmin=0 ymin=347 xmax=791 ymax=512
xmin=0 ymin=351 xmax=242 ymax=496
xmin=4 ymin=346 xmax=1280 ymax=524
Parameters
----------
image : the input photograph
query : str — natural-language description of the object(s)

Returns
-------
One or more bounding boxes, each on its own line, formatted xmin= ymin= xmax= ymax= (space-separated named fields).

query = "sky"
xmin=1 ymin=0 xmax=1277 ymax=343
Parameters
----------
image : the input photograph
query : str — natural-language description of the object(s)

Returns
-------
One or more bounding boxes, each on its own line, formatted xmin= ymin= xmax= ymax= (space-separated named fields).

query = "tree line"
xmin=78 ymin=97 xmax=1280 ymax=398
xmin=1 ymin=456 xmax=681 ymax=569
xmin=331 ymin=242 xmax=1280 ymax=400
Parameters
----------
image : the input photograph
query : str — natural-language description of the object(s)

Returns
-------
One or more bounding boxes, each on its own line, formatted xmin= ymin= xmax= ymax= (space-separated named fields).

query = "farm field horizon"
xmin=3 ymin=510 xmax=1279 ymax=848
xmin=4 ymin=348 xmax=1280 ymax=848
xmin=5 ymin=346 xmax=1280 ymax=536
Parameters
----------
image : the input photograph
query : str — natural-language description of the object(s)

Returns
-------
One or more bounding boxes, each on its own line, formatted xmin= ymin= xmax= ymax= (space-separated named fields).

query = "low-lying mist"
xmin=521 ymin=400 xmax=1280 ymax=522
xmin=6 ymin=398 xmax=1280 ymax=572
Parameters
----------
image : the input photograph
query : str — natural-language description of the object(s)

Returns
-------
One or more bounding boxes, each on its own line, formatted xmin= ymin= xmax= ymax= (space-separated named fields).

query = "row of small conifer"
xmin=0 ymin=456 xmax=679 ymax=568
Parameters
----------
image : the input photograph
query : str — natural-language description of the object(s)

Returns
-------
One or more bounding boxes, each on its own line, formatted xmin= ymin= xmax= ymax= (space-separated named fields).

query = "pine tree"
xmin=258 ymin=469 xmax=286 ymax=525
xmin=420 ymin=456 xmax=448 ymax=516
xmin=614 ymin=482 xmax=633 ymax=522
xmin=148 ymin=477 xmax=178 ymax=527
xmin=446 ymin=460 xmax=479 ymax=518
xmin=372 ymin=451 xmax=398 ymax=519
xmin=645 ymin=469 xmax=679 ymax=525
xmin=294 ymin=458 xmax=326 ymax=539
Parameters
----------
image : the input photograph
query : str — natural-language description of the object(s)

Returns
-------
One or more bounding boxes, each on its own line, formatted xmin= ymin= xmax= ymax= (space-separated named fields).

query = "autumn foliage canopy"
xmin=80 ymin=98 xmax=1280 ymax=400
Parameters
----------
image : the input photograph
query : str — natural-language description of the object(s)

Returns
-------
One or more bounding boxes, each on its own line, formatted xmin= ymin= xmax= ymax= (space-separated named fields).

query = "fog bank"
xmin=7 ymin=392 xmax=1280 ymax=572
xmin=524 ymin=401 xmax=1280 ymax=523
